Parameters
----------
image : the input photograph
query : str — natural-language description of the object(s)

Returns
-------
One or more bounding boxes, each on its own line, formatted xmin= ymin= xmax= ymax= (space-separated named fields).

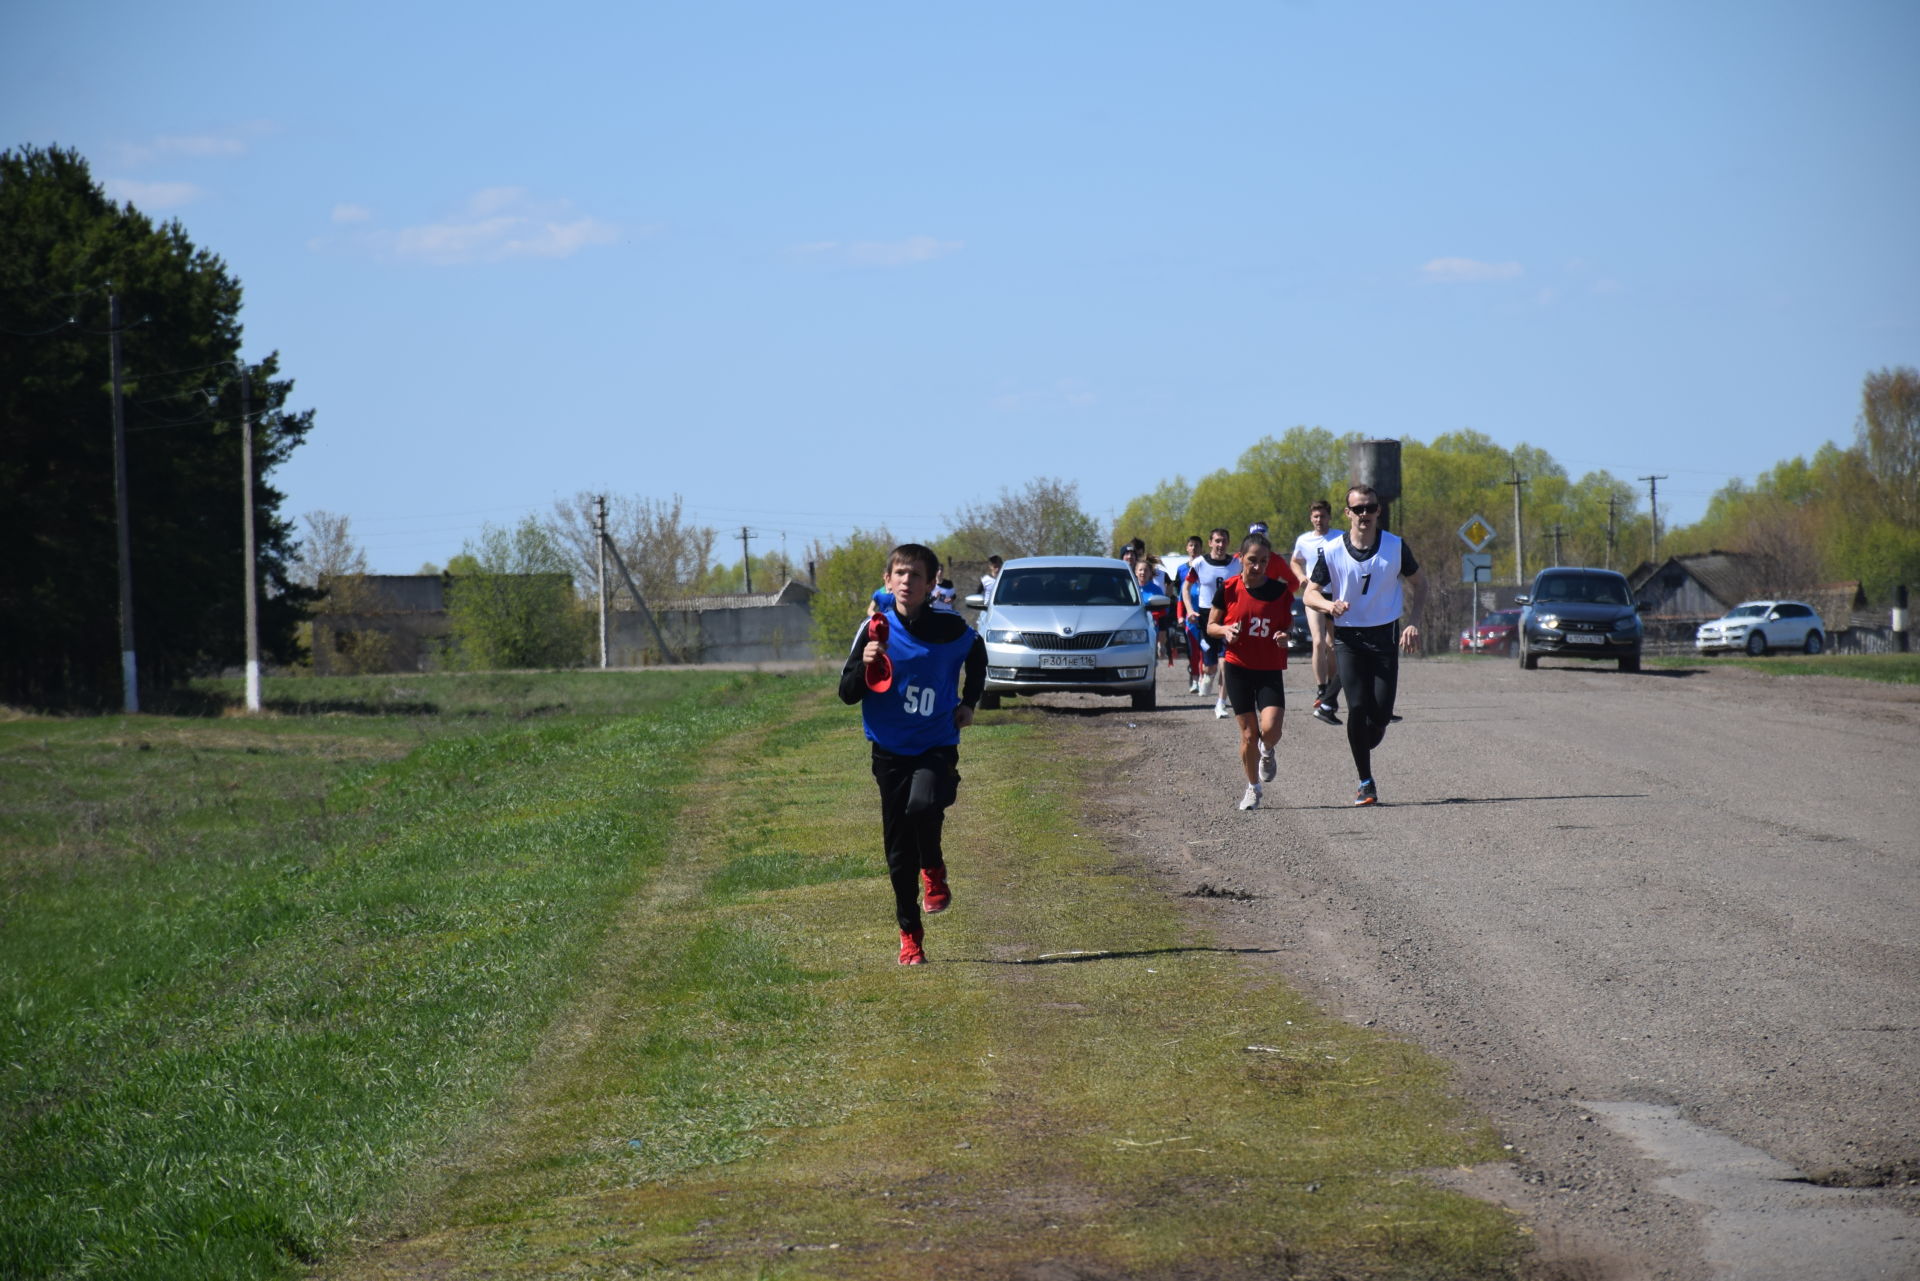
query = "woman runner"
xmin=1206 ymin=531 xmax=1299 ymax=810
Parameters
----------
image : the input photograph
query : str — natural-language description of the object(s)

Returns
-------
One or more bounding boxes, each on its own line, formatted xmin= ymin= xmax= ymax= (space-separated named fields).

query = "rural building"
xmin=1628 ymin=552 xmax=1882 ymax=652
xmin=311 ymin=574 xmax=451 ymax=675
xmin=312 ymin=574 xmax=818 ymax=672
xmin=618 ymin=580 xmax=815 ymax=666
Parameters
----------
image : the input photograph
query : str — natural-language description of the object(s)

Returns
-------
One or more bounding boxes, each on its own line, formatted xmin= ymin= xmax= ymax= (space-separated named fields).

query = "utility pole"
xmin=594 ymin=495 xmax=609 ymax=668
xmin=239 ymin=363 xmax=261 ymax=711
xmin=739 ymin=525 xmax=754 ymax=594
xmin=1640 ymin=474 xmax=1667 ymax=565
xmin=1605 ymin=494 xmax=1620 ymax=570
xmin=1547 ymin=523 xmax=1566 ymax=567
xmin=109 ymin=292 xmax=138 ymax=714
xmin=1506 ymin=468 xmax=1528 ymax=586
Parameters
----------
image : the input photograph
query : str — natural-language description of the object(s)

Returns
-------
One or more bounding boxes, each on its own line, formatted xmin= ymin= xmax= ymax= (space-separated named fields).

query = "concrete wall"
xmin=608 ymin=602 xmax=812 ymax=665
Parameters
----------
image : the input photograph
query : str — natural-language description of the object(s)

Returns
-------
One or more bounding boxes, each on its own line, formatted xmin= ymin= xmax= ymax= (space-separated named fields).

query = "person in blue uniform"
xmin=838 ymin=542 xmax=987 ymax=965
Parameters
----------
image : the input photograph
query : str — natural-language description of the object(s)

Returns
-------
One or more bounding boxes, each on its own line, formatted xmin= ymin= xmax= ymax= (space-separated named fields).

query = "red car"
xmin=1465 ymin=609 xmax=1521 ymax=656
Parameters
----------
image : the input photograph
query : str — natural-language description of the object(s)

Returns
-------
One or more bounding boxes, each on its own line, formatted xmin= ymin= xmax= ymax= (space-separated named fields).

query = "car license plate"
xmin=1567 ymin=633 xmax=1602 ymax=645
xmin=1039 ymin=654 xmax=1095 ymax=669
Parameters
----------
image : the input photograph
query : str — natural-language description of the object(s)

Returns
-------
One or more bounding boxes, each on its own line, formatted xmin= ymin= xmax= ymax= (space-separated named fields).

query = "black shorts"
xmin=1222 ymin=663 xmax=1286 ymax=716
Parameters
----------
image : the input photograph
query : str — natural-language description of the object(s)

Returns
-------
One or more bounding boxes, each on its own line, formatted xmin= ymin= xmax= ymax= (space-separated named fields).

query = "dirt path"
xmin=1032 ymin=656 xmax=1920 ymax=1280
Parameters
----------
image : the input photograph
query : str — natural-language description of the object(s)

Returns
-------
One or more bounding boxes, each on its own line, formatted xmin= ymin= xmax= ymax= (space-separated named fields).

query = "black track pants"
xmin=871 ymin=745 xmax=959 ymax=932
xmin=1333 ymin=623 xmax=1399 ymax=782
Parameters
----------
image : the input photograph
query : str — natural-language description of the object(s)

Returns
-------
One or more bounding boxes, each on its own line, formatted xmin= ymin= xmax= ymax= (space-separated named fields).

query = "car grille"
xmin=996 ymin=666 xmax=1128 ymax=683
xmin=1560 ymin=619 xmax=1611 ymax=633
xmin=1007 ymin=631 xmax=1114 ymax=650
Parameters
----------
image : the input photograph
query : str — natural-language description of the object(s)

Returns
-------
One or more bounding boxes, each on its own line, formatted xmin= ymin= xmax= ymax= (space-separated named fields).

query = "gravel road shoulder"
xmin=1016 ymin=658 xmax=1920 ymax=1280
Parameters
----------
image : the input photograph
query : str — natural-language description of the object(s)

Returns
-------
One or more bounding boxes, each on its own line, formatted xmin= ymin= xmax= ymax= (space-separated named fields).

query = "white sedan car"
xmin=1695 ymin=600 xmax=1825 ymax=656
xmin=965 ymin=556 xmax=1167 ymax=711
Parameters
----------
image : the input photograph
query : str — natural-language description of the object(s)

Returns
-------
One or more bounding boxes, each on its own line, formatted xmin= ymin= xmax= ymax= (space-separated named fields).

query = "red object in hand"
xmin=865 ymin=613 xmax=894 ymax=692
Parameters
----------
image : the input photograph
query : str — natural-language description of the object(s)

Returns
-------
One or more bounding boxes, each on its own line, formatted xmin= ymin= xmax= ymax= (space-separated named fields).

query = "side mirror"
xmin=964 ymin=594 xmax=986 ymax=609
xmin=1145 ymin=594 xmax=1171 ymax=609
xmin=1514 ymin=595 xmax=1531 ymax=606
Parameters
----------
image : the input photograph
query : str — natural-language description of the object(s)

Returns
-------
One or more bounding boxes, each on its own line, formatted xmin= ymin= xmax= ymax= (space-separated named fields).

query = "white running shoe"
xmin=1214 ymin=698 xmax=1230 ymax=719
xmin=1238 ymin=783 xmax=1261 ymax=810
xmin=1258 ymin=748 xmax=1277 ymax=782
xmin=1189 ymin=677 xmax=1201 ymax=694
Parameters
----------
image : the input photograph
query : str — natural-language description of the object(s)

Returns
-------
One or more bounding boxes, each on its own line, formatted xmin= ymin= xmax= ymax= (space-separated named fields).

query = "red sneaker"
xmin=921 ymin=866 xmax=952 ymax=914
xmin=899 ymin=928 xmax=926 ymax=965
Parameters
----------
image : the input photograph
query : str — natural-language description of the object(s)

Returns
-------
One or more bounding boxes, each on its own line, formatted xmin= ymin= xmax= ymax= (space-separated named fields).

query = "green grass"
xmin=4 ymin=673 xmax=1528 ymax=1280
xmin=1647 ymin=650 xmax=1920 ymax=681
xmin=0 ymin=670 xmax=801 ymax=1280
xmin=329 ymin=693 xmax=1525 ymax=1280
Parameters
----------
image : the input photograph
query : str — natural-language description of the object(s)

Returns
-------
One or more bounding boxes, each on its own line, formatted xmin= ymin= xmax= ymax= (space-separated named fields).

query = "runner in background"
xmin=1173 ymin=535 xmax=1204 ymax=691
xmin=1290 ymin=499 xmax=1344 ymax=725
xmin=1189 ymin=527 xmax=1241 ymax=718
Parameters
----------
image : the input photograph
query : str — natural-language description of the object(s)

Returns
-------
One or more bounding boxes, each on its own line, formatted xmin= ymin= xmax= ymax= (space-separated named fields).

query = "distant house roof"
xmin=1801 ymin=581 xmax=1867 ymax=633
xmin=1627 ymin=551 xmax=1758 ymax=609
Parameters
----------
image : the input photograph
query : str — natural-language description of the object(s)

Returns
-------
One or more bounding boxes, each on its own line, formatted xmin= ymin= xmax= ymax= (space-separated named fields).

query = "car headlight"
xmin=1110 ymin=629 xmax=1149 ymax=645
xmin=984 ymin=629 xmax=1019 ymax=645
xmin=1533 ymin=614 xmax=1559 ymax=630
xmin=1614 ymin=615 xmax=1642 ymax=634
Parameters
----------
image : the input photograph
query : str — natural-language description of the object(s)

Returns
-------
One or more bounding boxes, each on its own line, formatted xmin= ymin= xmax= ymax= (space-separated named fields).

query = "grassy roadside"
xmin=0 ymin=671 xmax=796 ymax=1279
xmin=1645 ymin=651 xmax=1920 ymax=682
xmin=331 ymin=687 xmax=1525 ymax=1279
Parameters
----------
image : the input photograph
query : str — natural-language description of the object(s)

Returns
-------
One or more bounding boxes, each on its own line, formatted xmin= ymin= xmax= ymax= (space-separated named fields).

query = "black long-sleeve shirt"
xmin=837 ymin=607 xmax=988 ymax=708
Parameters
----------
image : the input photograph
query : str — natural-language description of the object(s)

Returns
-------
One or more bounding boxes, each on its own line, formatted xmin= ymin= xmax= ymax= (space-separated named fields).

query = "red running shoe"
xmin=921 ymin=866 xmax=952 ymax=914
xmin=899 ymin=928 xmax=926 ymax=965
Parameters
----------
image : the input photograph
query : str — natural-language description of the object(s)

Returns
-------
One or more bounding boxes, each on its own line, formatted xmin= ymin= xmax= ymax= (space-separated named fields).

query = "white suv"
xmin=966 ymin=556 xmax=1167 ymax=711
xmin=1695 ymin=600 xmax=1825 ymax=656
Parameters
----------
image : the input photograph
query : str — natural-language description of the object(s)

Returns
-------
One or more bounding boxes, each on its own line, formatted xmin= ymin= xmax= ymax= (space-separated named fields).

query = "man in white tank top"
xmin=1302 ymin=485 xmax=1426 ymax=806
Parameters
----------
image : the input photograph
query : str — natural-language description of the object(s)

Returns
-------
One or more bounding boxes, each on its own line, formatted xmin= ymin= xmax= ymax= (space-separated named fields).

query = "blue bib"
xmin=863 ymin=606 xmax=976 ymax=755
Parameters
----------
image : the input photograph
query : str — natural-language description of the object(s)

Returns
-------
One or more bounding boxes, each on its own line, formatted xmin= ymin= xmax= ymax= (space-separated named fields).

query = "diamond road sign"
xmin=1458 ymin=514 xmax=1496 ymax=551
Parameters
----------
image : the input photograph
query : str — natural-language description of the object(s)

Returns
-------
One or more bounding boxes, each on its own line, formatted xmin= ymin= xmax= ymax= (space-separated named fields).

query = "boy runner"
xmin=1189 ymin=527 xmax=1241 ymax=718
xmin=1290 ymin=499 xmax=1344 ymax=725
xmin=1207 ymin=532 xmax=1299 ymax=810
xmin=1302 ymin=486 xmax=1426 ymax=806
xmin=838 ymin=543 xmax=987 ymax=963
xmin=1172 ymin=535 xmax=1204 ymax=690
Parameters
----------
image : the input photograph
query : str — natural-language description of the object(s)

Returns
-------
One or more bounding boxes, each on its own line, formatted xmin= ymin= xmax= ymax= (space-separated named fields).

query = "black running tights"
xmin=1333 ymin=624 xmax=1399 ymax=782
xmin=871 ymin=746 xmax=958 ymax=932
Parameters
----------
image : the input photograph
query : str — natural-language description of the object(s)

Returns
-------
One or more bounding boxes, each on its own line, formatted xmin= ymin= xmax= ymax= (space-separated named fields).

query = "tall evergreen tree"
xmin=0 ymin=145 xmax=313 ymax=706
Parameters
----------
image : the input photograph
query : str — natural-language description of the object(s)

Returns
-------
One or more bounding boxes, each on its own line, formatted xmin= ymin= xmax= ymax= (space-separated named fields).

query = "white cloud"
xmin=795 ymin=235 xmax=964 ymax=268
xmin=118 ymin=126 xmax=268 ymax=166
xmin=323 ymin=188 xmax=620 ymax=265
xmin=102 ymin=178 xmax=202 ymax=209
xmin=1420 ymin=257 xmax=1523 ymax=284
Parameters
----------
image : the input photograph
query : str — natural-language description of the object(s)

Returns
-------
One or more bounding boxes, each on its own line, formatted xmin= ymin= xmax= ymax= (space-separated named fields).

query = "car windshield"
xmin=1484 ymin=611 xmax=1519 ymax=626
xmin=994 ymin=567 xmax=1140 ymax=607
xmin=1725 ymin=604 xmax=1768 ymax=619
xmin=1533 ymin=574 xmax=1631 ymax=606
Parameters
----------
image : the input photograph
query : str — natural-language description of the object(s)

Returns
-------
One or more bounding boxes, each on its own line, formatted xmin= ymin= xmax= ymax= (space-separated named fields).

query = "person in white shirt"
xmin=1188 ymin=527 xmax=1241 ymax=717
xmin=978 ymin=555 xmax=1002 ymax=601
xmin=1302 ymin=486 xmax=1426 ymax=806
xmin=1290 ymin=500 xmax=1344 ymax=726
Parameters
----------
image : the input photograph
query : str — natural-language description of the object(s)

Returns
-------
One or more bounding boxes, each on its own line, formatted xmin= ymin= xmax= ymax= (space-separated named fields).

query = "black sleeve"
xmin=837 ymin=621 xmax=870 ymax=705
xmin=1400 ymin=541 xmax=1420 ymax=578
xmin=960 ymin=635 xmax=987 ymax=707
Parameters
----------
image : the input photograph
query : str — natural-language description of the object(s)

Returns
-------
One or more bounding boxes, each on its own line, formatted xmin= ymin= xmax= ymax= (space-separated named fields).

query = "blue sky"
xmin=10 ymin=0 xmax=1917 ymax=572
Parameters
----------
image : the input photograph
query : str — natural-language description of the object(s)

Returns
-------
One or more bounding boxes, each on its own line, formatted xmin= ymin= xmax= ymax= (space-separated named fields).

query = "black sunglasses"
xmin=1348 ymin=502 xmax=1379 ymax=515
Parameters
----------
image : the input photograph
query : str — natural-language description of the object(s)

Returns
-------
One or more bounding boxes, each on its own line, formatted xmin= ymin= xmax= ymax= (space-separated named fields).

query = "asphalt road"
xmin=1040 ymin=654 xmax=1920 ymax=1280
